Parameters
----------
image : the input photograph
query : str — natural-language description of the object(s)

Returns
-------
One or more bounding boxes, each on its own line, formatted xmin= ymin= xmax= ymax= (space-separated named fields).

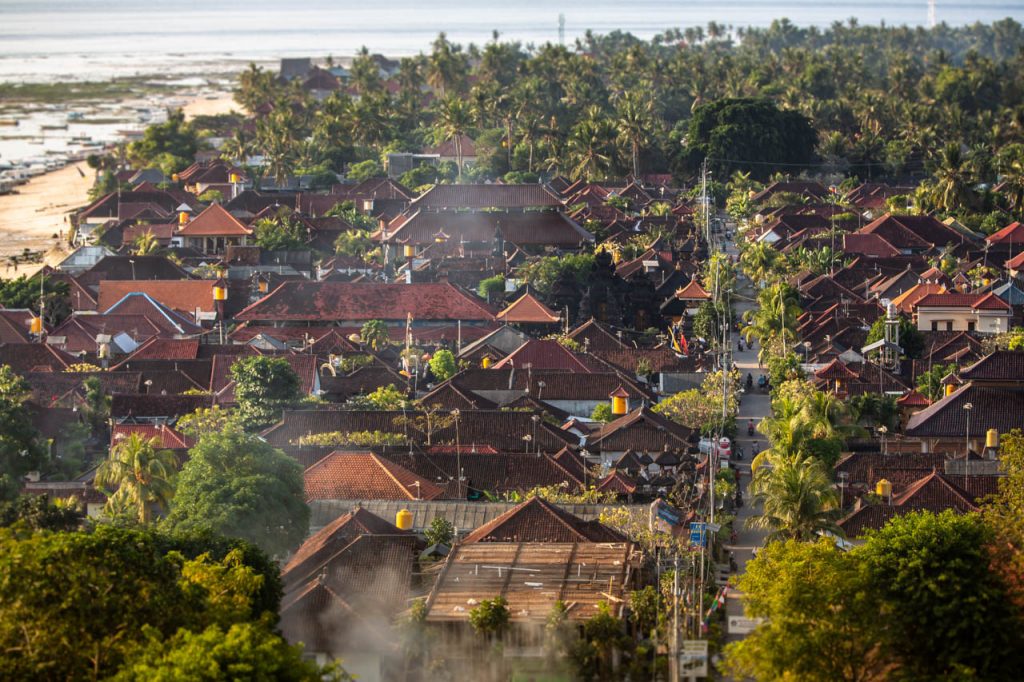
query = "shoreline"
xmin=0 ymin=91 xmax=238 ymax=281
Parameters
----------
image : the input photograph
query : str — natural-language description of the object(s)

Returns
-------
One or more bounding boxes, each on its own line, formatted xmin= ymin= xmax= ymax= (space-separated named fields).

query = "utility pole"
xmin=671 ymin=554 xmax=680 ymax=682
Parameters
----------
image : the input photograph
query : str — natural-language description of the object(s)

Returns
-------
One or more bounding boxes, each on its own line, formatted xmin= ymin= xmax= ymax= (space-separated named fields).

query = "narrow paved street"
xmin=721 ymin=229 xmax=771 ymax=654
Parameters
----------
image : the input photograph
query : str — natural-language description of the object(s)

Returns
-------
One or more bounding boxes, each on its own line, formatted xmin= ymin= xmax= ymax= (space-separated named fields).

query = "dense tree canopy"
xmin=0 ymin=525 xmax=295 ymax=680
xmin=681 ymin=98 xmax=818 ymax=179
xmin=166 ymin=426 xmax=309 ymax=557
xmin=230 ymin=356 xmax=302 ymax=430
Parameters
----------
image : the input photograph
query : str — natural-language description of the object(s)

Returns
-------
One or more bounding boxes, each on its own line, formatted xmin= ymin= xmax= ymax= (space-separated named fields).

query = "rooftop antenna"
xmin=928 ymin=0 xmax=937 ymax=28
xmin=558 ymin=13 xmax=565 ymax=45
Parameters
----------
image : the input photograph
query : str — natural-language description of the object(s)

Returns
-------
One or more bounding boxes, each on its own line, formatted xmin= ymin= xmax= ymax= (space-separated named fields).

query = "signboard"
xmin=679 ymin=640 xmax=708 ymax=677
xmin=728 ymin=616 xmax=765 ymax=634
xmin=689 ymin=522 xmax=707 ymax=546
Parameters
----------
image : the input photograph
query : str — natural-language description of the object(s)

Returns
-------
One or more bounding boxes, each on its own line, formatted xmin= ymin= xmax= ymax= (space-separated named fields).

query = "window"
xmin=931 ymin=320 xmax=939 ymax=331
xmin=946 ymin=321 xmax=953 ymax=331
xmin=968 ymin=321 xmax=976 ymax=332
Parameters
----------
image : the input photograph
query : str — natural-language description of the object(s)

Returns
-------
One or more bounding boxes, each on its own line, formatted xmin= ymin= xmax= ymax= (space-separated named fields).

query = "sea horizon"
xmin=1 ymin=0 xmax=1023 ymax=82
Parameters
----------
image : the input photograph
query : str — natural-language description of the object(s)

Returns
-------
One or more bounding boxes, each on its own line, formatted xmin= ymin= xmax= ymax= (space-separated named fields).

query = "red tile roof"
xmin=97 ymin=280 xmax=223 ymax=316
xmin=896 ymin=389 xmax=932 ymax=407
xmin=175 ymin=202 xmax=251 ymax=237
xmin=410 ymin=184 xmax=562 ymax=209
xmin=491 ymin=339 xmax=601 ymax=372
xmin=914 ymin=292 xmax=1011 ymax=311
xmin=674 ymin=278 xmax=711 ymax=300
xmin=385 ymin=208 xmax=591 ymax=247
xmin=283 ymin=506 xmax=406 ymax=587
xmin=986 ymin=221 xmax=1024 ymax=245
xmin=843 ymin=232 xmax=901 ymax=258
xmin=496 ymin=293 xmax=561 ymax=324
xmin=304 ymin=451 xmax=446 ymax=501
xmin=235 ymin=281 xmax=497 ymax=323
xmin=111 ymin=423 xmax=193 ymax=450
xmin=461 ymin=497 xmax=625 ymax=543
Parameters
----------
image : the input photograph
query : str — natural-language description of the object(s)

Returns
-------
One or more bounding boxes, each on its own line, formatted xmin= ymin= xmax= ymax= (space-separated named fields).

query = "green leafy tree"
xmin=515 ymin=253 xmax=595 ymax=296
xmin=95 ymin=433 xmax=177 ymax=524
xmin=0 ymin=526 xmax=279 ymax=680
xmin=252 ymin=210 xmax=307 ymax=251
xmin=424 ymin=516 xmax=455 ymax=547
xmin=230 ymin=357 xmax=302 ymax=429
xmin=0 ymin=365 xmax=43 ymax=498
xmin=0 ymin=274 xmax=70 ymax=325
xmin=128 ymin=109 xmax=199 ymax=173
xmin=747 ymin=452 xmax=840 ymax=541
xmin=112 ymin=620 xmax=348 ymax=682
xmin=591 ymin=402 xmax=613 ymax=423
xmin=983 ymin=429 xmax=1024 ymax=611
xmin=723 ymin=539 xmax=888 ymax=682
xmin=347 ymin=159 xmax=383 ymax=182
xmin=344 ymin=383 xmax=410 ymax=410
xmin=167 ymin=427 xmax=309 ymax=557
xmin=860 ymin=511 xmax=1022 ymax=679
xmin=469 ymin=596 xmax=511 ymax=640
xmin=429 ymin=349 xmax=458 ymax=382
xmin=360 ymin=319 xmax=390 ymax=351
xmin=477 ymin=274 xmax=505 ymax=303
xmin=0 ymin=494 xmax=82 ymax=531
xmin=915 ymin=362 xmax=958 ymax=401
xmin=682 ymin=98 xmax=817 ymax=180
xmin=132 ymin=229 xmax=160 ymax=256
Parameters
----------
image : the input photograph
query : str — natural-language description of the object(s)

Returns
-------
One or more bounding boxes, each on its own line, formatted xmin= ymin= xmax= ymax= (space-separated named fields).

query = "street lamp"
xmin=963 ymin=402 xmax=973 ymax=487
xmin=837 ymin=471 xmax=849 ymax=508
xmin=451 ymin=409 xmax=461 ymax=492
xmin=877 ymin=425 xmax=888 ymax=456
xmin=531 ymin=414 xmax=541 ymax=455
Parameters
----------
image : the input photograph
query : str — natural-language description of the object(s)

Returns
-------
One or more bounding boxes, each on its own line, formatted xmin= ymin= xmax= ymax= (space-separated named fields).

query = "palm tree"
xmin=132 ymin=230 xmax=159 ymax=256
xmin=930 ymin=142 xmax=976 ymax=212
xmin=433 ymin=96 xmax=473 ymax=181
xmin=565 ymin=117 xmax=615 ymax=181
xmin=741 ymin=283 xmax=802 ymax=362
xmin=95 ymin=433 xmax=177 ymax=524
xmin=748 ymin=453 xmax=841 ymax=541
xmin=614 ymin=91 xmax=654 ymax=178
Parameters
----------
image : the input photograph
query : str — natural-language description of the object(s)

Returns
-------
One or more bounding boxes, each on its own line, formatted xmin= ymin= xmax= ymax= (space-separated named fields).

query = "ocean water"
xmin=1 ymin=0 xmax=1023 ymax=82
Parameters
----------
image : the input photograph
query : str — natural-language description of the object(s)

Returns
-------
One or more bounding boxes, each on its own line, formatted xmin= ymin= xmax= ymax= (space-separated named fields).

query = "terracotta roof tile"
xmin=461 ymin=497 xmax=624 ymax=543
xmin=496 ymin=293 xmax=561 ymax=324
xmin=410 ymin=184 xmax=562 ymax=209
xmin=176 ymin=203 xmax=251 ymax=236
xmin=235 ymin=281 xmax=497 ymax=323
xmin=304 ymin=451 xmax=446 ymax=501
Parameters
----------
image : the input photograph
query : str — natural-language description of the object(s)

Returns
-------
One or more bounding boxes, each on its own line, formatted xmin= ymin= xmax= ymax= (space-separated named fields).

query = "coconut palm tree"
xmin=132 ymin=230 xmax=159 ymax=256
xmin=95 ymin=433 xmax=177 ymax=524
xmin=747 ymin=453 xmax=841 ymax=541
xmin=930 ymin=142 xmax=976 ymax=212
xmin=565 ymin=116 xmax=615 ymax=181
xmin=614 ymin=90 xmax=654 ymax=178
xmin=741 ymin=283 xmax=802 ymax=362
xmin=433 ymin=96 xmax=474 ymax=181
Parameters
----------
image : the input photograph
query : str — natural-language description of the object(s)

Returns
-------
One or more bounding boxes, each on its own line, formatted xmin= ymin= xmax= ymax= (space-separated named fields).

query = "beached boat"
xmin=0 ymin=120 xmax=18 ymax=127
xmin=41 ymin=123 xmax=68 ymax=130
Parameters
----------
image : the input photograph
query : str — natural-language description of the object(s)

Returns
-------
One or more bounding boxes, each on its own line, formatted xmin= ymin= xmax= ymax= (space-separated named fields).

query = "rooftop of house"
xmin=496 ymin=292 xmax=561 ymax=324
xmin=461 ymin=496 xmax=625 ymax=543
xmin=409 ymin=183 xmax=563 ymax=210
xmin=235 ymin=281 xmax=497 ymax=323
xmin=423 ymin=540 xmax=635 ymax=623
xmin=304 ymin=451 xmax=447 ymax=502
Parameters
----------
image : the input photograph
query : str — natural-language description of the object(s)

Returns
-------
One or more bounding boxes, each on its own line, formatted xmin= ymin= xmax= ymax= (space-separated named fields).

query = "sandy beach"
xmin=0 ymin=91 xmax=237 ymax=280
xmin=182 ymin=93 xmax=238 ymax=120
xmin=0 ymin=161 xmax=92 ymax=279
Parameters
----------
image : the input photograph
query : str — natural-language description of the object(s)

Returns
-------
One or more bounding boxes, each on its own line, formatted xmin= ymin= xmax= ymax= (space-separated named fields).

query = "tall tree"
xmin=95 ymin=433 xmax=177 ymax=524
xmin=432 ymin=96 xmax=474 ymax=180
xmin=748 ymin=453 xmax=841 ymax=541
xmin=614 ymin=90 xmax=655 ymax=178
xmin=230 ymin=356 xmax=302 ymax=430
xmin=167 ymin=426 xmax=309 ymax=557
